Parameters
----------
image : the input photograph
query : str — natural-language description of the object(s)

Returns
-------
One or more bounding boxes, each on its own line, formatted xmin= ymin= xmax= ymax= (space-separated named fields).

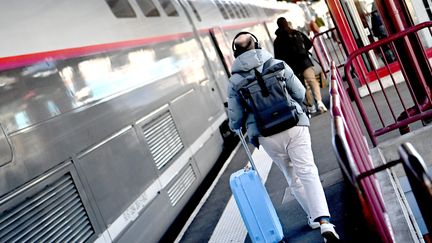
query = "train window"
xmin=106 ymin=0 xmax=137 ymax=18
xmin=264 ymin=8 xmax=273 ymax=17
xmin=233 ymin=2 xmax=246 ymax=18
xmin=245 ymin=4 xmax=256 ymax=18
xmin=158 ymin=0 xmax=179 ymax=17
xmin=1 ymin=35 xmax=211 ymax=132
xmin=214 ymin=0 xmax=229 ymax=20
xmin=187 ymin=0 xmax=201 ymax=22
xmin=225 ymin=1 xmax=236 ymax=19
xmin=239 ymin=3 xmax=250 ymax=18
xmin=136 ymin=0 xmax=161 ymax=17
xmin=229 ymin=1 xmax=241 ymax=19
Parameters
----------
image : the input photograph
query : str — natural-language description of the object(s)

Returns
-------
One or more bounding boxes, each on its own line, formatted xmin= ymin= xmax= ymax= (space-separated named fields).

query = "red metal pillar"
xmin=325 ymin=0 xmax=368 ymax=85
xmin=375 ymin=0 xmax=432 ymax=122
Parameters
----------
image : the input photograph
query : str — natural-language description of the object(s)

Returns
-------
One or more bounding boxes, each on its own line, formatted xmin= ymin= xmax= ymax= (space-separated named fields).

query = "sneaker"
xmin=308 ymin=217 xmax=320 ymax=229
xmin=320 ymin=223 xmax=340 ymax=242
xmin=317 ymin=101 xmax=328 ymax=112
xmin=307 ymin=104 xmax=317 ymax=114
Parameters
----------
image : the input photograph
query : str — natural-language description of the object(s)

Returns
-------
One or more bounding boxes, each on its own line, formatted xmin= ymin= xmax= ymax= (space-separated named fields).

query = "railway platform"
xmin=174 ymin=87 xmax=371 ymax=243
xmin=172 ymin=79 xmax=432 ymax=242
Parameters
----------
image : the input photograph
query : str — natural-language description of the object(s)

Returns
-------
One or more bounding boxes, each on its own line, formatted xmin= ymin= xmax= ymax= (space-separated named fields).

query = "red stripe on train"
xmin=0 ymin=21 xmax=262 ymax=72
xmin=0 ymin=32 xmax=193 ymax=72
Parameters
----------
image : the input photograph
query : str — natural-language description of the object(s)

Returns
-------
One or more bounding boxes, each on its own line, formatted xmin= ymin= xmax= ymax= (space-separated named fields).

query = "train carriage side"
xmin=0 ymin=1 xmax=227 ymax=242
xmin=0 ymin=0 xmax=293 ymax=242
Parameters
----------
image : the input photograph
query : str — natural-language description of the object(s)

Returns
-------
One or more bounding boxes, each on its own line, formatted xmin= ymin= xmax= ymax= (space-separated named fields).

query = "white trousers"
xmin=258 ymin=126 xmax=330 ymax=221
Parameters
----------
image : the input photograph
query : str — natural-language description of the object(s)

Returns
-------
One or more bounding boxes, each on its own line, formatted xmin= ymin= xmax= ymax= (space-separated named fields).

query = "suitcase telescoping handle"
xmin=235 ymin=129 xmax=258 ymax=172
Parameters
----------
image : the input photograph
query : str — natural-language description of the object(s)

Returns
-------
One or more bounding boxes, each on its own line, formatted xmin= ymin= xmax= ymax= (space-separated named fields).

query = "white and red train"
xmin=0 ymin=1 xmax=305 ymax=242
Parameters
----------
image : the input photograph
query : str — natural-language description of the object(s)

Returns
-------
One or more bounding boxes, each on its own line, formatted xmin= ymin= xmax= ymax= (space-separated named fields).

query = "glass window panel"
xmin=200 ymin=33 xmax=229 ymax=101
xmin=136 ymin=0 xmax=161 ymax=17
xmin=0 ymin=37 xmax=209 ymax=132
xmin=106 ymin=0 xmax=137 ymax=18
xmin=240 ymin=3 xmax=250 ymax=18
xmin=229 ymin=1 xmax=241 ymax=18
xmin=158 ymin=0 xmax=179 ymax=17
xmin=233 ymin=2 xmax=247 ymax=18
xmin=214 ymin=0 xmax=229 ymax=19
xmin=225 ymin=2 xmax=236 ymax=19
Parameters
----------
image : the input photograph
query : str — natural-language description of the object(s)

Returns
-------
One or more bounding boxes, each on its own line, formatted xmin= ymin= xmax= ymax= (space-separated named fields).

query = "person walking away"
xmin=227 ymin=32 xmax=340 ymax=242
xmin=309 ymin=16 xmax=320 ymax=35
xmin=273 ymin=17 xmax=327 ymax=114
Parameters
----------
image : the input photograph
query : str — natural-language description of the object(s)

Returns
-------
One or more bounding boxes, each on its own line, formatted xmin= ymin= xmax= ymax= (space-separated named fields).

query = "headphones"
xmin=232 ymin=32 xmax=261 ymax=58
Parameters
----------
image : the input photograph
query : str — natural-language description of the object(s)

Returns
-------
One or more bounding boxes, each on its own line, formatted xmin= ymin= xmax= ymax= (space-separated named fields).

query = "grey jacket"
xmin=227 ymin=49 xmax=309 ymax=146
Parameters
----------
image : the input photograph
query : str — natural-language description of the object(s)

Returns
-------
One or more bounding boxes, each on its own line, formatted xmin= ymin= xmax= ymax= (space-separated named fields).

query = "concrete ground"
xmin=176 ymin=85 xmax=378 ymax=243
xmin=176 ymin=81 xmax=431 ymax=243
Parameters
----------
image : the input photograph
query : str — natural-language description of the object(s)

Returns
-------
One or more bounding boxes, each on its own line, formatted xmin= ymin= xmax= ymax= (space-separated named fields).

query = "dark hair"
xmin=277 ymin=17 xmax=288 ymax=28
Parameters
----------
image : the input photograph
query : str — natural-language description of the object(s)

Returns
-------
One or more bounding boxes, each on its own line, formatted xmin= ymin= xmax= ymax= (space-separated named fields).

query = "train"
xmin=0 ymin=0 xmax=308 ymax=242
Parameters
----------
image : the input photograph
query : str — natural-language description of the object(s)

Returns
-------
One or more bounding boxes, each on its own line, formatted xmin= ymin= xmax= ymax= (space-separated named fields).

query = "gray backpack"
xmin=235 ymin=59 xmax=299 ymax=137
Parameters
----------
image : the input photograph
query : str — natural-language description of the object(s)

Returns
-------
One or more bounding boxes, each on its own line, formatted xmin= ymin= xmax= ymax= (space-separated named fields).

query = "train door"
xmin=205 ymin=29 xmax=232 ymax=103
xmin=209 ymin=27 xmax=234 ymax=75
xmin=174 ymin=0 xmax=226 ymax=118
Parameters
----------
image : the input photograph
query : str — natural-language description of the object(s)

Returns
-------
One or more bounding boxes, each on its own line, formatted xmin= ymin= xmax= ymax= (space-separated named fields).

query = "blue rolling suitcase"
xmin=230 ymin=130 xmax=286 ymax=243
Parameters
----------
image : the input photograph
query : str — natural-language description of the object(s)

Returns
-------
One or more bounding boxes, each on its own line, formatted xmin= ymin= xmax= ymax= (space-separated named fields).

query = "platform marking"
xmin=209 ymin=146 xmax=273 ymax=243
xmin=174 ymin=142 xmax=241 ymax=243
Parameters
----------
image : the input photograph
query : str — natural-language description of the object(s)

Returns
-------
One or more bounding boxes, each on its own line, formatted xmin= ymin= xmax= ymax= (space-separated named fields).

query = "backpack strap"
xmin=261 ymin=58 xmax=273 ymax=71
xmin=262 ymin=61 xmax=285 ymax=76
xmin=253 ymin=68 xmax=269 ymax=97
xmin=234 ymin=59 xmax=282 ymax=97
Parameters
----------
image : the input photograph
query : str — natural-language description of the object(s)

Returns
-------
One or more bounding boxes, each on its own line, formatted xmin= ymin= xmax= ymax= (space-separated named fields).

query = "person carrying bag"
xmin=273 ymin=17 xmax=327 ymax=115
xmin=227 ymin=32 xmax=340 ymax=243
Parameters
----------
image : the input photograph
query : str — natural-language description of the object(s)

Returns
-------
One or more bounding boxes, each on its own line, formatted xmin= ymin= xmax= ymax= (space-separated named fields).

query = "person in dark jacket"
xmin=274 ymin=17 xmax=327 ymax=114
xmin=371 ymin=3 xmax=396 ymax=63
xmin=227 ymin=32 xmax=340 ymax=242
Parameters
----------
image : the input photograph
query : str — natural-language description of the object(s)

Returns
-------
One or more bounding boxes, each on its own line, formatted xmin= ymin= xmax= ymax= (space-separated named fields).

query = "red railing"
xmin=311 ymin=28 xmax=347 ymax=76
xmin=344 ymin=21 xmax=432 ymax=146
xmin=329 ymin=62 xmax=394 ymax=242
